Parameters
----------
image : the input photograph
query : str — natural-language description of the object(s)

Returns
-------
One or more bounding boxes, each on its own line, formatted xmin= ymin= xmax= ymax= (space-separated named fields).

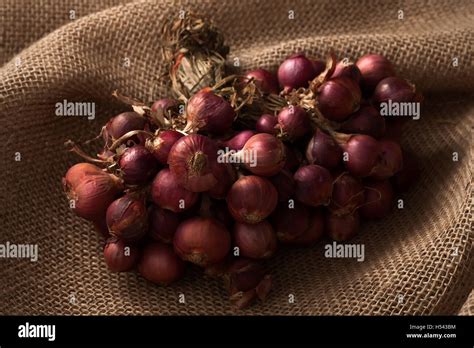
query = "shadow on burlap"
xmin=0 ymin=0 xmax=472 ymax=315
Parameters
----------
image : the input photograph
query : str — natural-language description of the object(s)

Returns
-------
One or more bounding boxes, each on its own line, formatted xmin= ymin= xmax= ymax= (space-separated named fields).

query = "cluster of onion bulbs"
xmin=63 ymin=52 xmax=420 ymax=309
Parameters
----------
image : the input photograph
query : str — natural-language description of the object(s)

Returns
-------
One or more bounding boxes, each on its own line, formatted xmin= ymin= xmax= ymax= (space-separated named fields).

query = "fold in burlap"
xmin=0 ymin=0 xmax=472 ymax=315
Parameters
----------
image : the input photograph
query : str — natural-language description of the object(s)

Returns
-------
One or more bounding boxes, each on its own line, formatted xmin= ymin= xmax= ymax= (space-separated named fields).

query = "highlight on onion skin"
xmin=373 ymin=76 xmax=417 ymax=104
xmin=106 ymin=194 xmax=148 ymax=243
xmin=359 ymin=179 xmax=394 ymax=220
xmin=339 ymin=134 xmax=381 ymax=177
xmin=63 ymin=163 xmax=123 ymax=222
xmin=329 ymin=173 xmax=365 ymax=216
xmin=103 ymin=238 xmax=140 ymax=272
xmin=227 ymin=175 xmax=278 ymax=224
xmin=173 ymin=217 xmax=231 ymax=267
xmin=277 ymin=106 xmax=310 ymax=140
xmin=245 ymin=68 xmax=279 ymax=94
xmin=271 ymin=203 xmax=311 ymax=243
xmin=167 ymin=134 xmax=220 ymax=192
xmin=103 ymin=111 xmax=146 ymax=146
xmin=138 ymin=242 xmax=185 ymax=285
xmin=371 ymin=139 xmax=403 ymax=179
xmin=184 ymin=88 xmax=235 ymax=134
xmin=269 ymin=169 xmax=295 ymax=202
xmin=392 ymin=150 xmax=421 ymax=192
xmin=356 ymin=54 xmax=396 ymax=92
xmin=318 ymin=77 xmax=362 ymax=122
xmin=151 ymin=168 xmax=199 ymax=213
xmin=233 ymin=220 xmax=278 ymax=259
xmin=148 ymin=206 xmax=181 ymax=244
xmin=278 ymin=54 xmax=318 ymax=92
xmin=145 ymin=130 xmax=183 ymax=165
xmin=306 ymin=129 xmax=343 ymax=169
xmin=340 ymin=105 xmax=386 ymax=139
xmin=294 ymin=165 xmax=333 ymax=207
xmin=326 ymin=211 xmax=360 ymax=241
xmin=256 ymin=114 xmax=278 ymax=135
xmin=239 ymin=133 xmax=286 ymax=176
xmin=220 ymin=130 xmax=256 ymax=151
xmin=223 ymin=258 xmax=272 ymax=309
xmin=331 ymin=61 xmax=361 ymax=84
xmin=119 ymin=145 xmax=159 ymax=185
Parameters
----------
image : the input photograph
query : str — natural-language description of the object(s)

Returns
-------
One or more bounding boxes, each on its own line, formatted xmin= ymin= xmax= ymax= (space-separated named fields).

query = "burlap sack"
xmin=0 ymin=0 xmax=472 ymax=315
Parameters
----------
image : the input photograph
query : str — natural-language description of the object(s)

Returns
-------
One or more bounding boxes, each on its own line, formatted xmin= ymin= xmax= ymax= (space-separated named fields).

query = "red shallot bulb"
xmin=278 ymin=54 xmax=318 ymax=92
xmin=168 ymin=134 xmax=220 ymax=192
xmin=151 ymin=98 xmax=179 ymax=115
xmin=329 ymin=173 xmax=364 ymax=216
xmin=371 ymin=139 xmax=403 ymax=179
xmin=256 ymin=114 xmax=278 ymax=135
xmin=227 ymin=175 xmax=278 ymax=224
xmin=145 ymin=130 xmax=183 ymax=165
xmin=373 ymin=76 xmax=417 ymax=104
xmin=269 ymin=170 xmax=295 ymax=202
xmin=331 ymin=61 xmax=361 ymax=84
xmin=103 ymin=238 xmax=139 ymax=272
xmin=151 ymin=168 xmax=199 ymax=213
xmin=356 ymin=54 xmax=395 ymax=92
xmin=174 ymin=217 xmax=231 ymax=267
xmin=326 ymin=211 xmax=360 ymax=241
xmin=245 ymin=68 xmax=279 ymax=94
xmin=118 ymin=145 xmax=158 ymax=185
xmin=340 ymin=105 xmax=386 ymax=139
xmin=277 ymin=106 xmax=310 ymax=140
xmin=103 ymin=111 xmax=146 ymax=146
xmin=359 ymin=179 xmax=394 ymax=219
xmin=138 ymin=242 xmax=185 ymax=285
xmin=148 ymin=206 xmax=180 ymax=244
xmin=208 ymin=163 xmax=237 ymax=200
xmin=106 ymin=194 xmax=148 ymax=242
xmin=306 ymin=129 xmax=342 ymax=169
xmin=292 ymin=208 xmax=324 ymax=245
xmin=233 ymin=220 xmax=277 ymax=259
xmin=318 ymin=77 xmax=361 ymax=122
xmin=271 ymin=203 xmax=310 ymax=243
xmin=339 ymin=134 xmax=381 ymax=177
xmin=294 ymin=165 xmax=333 ymax=206
xmin=221 ymin=130 xmax=256 ymax=151
xmin=62 ymin=163 xmax=123 ymax=222
xmin=184 ymin=88 xmax=235 ymax=134
xmin=238 ymin=133 xmax=286 ymax=176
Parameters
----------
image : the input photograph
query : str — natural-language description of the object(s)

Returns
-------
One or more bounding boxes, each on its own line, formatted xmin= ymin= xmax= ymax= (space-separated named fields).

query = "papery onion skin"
xmin=245 ymin=69 xmax=279 ymax=94
xmin=329 ymin=173 xmax=365 ymax=216
xmin=221 ymin=130 xmax=256 ymax=151
xmin=168 ymin=134 xmax=220 ymax=192
xmin=145 ymin=130 xmax=183 ymax=165
xmin=277 ymin=106 xmax=310 ymax=140
xmin=103 ymin=238 xmax=140 ymax=272
xmin=148 ymin=206 xmax=181 ymax=244
xmin=151 ymin=168 xmax=199 ymax=213
xmin=119 ymin=145 xmax=159 ymax=185
xmin=306 ymin=129 xmax=342 ymax=169
xmin=341 ymin=134 xmax=381 ymax=177
xmin=185 ymin=88 xmax=235 ymax=134
xmin=227 ymin=175 xmax=278 ymax=224
xmin=373 ymin=77 xmax=417 ymax=104
xmin=233 ymin=220 xmax=277 ymax=259
xmin=151 ymin=98 xmax=179 ymax=114
xmin=138 ymin=242 xmax=185 ymax=285
xmin=318 ymin=77 xmax=362 ymax=122
xmin=103 ymin=111 xmax=146 ymax=146
xmin=278 ymin=54 xmax=317 ymax=92
xmin=326 ymin=211 xmax=360 ymax=241
xmin=331 ymin=61 xmax=361 ymax=84
xmin=340 ymin=105 xmax=386 ymax=139
xmin=240 ymin=133 xmax=286 ymax=176
xmin=256 ymin=114 xmax=278 ymax=135
xmin=63 ymin=163 xmax=123 ymax=222
xmin=106 ymin=194 xmax=148 ymax=243
xmin=294 ymin=165 xmax=333 ymax=207
xmin=359 ymin=179 xmax=394 ymax=220
xmin=356 ymin=54 xmax=396 ymax=92
xmin=174 ymin=217 xmax=231 ymax=267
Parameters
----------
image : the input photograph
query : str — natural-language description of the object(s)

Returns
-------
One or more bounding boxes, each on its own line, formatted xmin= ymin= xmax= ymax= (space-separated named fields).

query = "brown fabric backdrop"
xmin=0 ymin=0 xmax=473 ymax=315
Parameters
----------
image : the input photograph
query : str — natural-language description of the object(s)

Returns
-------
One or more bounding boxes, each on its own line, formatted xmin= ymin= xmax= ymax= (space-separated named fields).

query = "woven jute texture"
xmin=0 ymin=0 xmax=473 ymax=315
